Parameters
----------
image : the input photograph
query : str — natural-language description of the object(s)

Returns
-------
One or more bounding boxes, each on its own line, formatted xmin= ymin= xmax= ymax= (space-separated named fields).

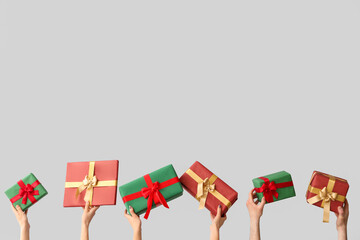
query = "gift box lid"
xmin=5 ymin=173 xmax=48 ymax=211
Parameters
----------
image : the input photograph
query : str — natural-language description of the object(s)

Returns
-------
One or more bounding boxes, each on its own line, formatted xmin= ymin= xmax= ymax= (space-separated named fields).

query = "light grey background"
xmin=0 ymin=1 xmax=359 ymax=239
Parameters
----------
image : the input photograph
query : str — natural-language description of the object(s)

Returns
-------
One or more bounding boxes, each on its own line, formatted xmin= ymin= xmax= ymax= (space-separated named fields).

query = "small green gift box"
xmin=252 ymin=171 xmax=295 ymax=203
xmin=119 ymin=164 xmax=183 ymax=219
xmin=5 ymin=173 xmax=48 ymax=211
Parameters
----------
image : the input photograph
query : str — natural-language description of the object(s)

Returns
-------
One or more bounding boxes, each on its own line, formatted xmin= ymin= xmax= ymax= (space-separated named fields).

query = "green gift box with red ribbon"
xmin=252 ymin=171 xmax=295 ymax=204
xmin=119 ymin=164 xmax=183 ymax=220
xmin=5 ymin=173 xmax=48 ymax=211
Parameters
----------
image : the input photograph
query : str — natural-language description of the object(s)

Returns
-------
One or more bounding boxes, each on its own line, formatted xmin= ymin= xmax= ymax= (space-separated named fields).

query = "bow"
xmin=141 ymin=181 xmax=169 ymax=219
xmin=308 ymin=187 xmax=338 ymax=222
xmin=18 ymin=182 xmax=39 ymax=204
xmin=196 ymin=178 xmax=215 ymax=209
xmin=257 ymin=181 xmax=278 ymax=203
xmin=76 ymin=175 xmax=98 ymax=203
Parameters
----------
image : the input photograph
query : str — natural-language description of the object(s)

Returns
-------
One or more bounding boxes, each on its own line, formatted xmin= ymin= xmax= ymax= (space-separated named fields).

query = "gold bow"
xmin=186 ymin=169 xmax=232 ymax=210
xmin=65 ymin=161 xmax=117 ymax=206
xmin=75 ymin=175 xmax=98 ymax=203
xmin=307 ymin=176 xmax=345 ymax=223
xmin=196 ymin=178 xmax=216 ymax=209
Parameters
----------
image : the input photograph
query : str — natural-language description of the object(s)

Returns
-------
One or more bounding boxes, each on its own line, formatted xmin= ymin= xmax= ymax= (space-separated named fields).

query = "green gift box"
xmin=252 ymin=171 xmax=295 ymax=203
xmin=5 ymin=173 xmax=48 ymax=211
xmin=119 ymin=164 xmax=183 ymax=219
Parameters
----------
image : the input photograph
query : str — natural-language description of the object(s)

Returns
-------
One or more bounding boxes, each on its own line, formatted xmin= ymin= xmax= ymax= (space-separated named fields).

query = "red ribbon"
xmin=255 ymin=177 xmax=293 ymax=203
xmin=123 ymin=174 xmax=180 ymax=219
xmin=10 ymin=180 xmax=40 ymax=205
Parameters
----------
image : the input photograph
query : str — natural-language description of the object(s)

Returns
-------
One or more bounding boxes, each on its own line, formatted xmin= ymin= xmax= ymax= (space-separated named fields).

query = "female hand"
xmin=11 ymin=204 xmax=30 ymax=240
xmin=124 ymin=206 xmax=142 ymax=240
xmin=210 ymin=205 xmax=227 ymax=240
xmin=82 ymin=201 xmax=100 ymax=227
xmin=246 ymin=189 xmax=265 ymax=240
xmin=11 ymin=204 xmax=30 ymax=230
xmin=246 ymin=189 xmax=265 ymax=222
xmin=335 ymin=199 xmax=349 ymax=240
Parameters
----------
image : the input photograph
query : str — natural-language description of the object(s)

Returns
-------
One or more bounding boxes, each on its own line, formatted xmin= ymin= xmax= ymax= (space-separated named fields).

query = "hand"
xmin=246 ymin=189 xmax=266 ymax=222
xmin=210 ymin=205 xmax=227 ymax=231
xmin=335 ymin=199 xmax=349 ymax=231
xmin=210 ymin=205 xmax=227 ymax=240
xmin=82 ymin=201 xmax=100 ymax=227
xmin=124 ymin=206 xmax=142 ymax=232
xmin=11 ymin=204 xmax=30 ymax=230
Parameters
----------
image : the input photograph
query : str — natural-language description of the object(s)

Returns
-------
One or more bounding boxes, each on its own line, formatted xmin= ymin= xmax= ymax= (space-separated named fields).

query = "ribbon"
xmin=185 ymin=169 xmax=232 ymax=209
xmin=197 ymin=177 xmax=216 ymax=209
xmin=307 ymin=176 xmax=346 ymax=223
xmin=122 ymin=174 xmax=180 ymax=219
xmin=254 ymin=177 xmax=294 ymax=203
xmin=65 ymin=161 xmax=117 ymax=206
xmin=10 ymin=179 xmax=40 ymax=205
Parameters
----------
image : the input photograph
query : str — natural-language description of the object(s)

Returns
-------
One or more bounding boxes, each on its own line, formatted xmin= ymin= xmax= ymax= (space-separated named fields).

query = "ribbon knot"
xmin=196 ymin=178 xmax=216 ymax=209
xmin=83 ymin=175 xmax=98 ymax=189
xmin=76 ymin=175 xmax=98 ymax=202
xmin=258 ymin=181 xmax=278 ymax=203
xmin=11 ymin=180 xmax=40 ymax=205
xmin=141 ymin=181 xmax=169 ymax=219
xmin=319 ymin=187 xmax=337 ymax=202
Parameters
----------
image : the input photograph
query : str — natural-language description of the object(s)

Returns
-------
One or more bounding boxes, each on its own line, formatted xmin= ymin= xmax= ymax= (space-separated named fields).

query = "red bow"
xmin=141 ymin=180 xmax=169 ymax=219
xmin=11 ymin=180 xmax=40 ymax=205
xmin=122 ymin=175 xmax=180 ymax=220
xmin=257 ymin=180 xmax=278 ymax=203
xmin=255 ymin=177 xmax=294 ymax=203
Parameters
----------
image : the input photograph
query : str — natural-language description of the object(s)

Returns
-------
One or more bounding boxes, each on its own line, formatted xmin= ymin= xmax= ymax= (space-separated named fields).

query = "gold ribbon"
xmin=307 ymin=176 xmax=346 ymax=223
xmin=186 ymin=169 xmax=232 ymax=209
xmin=65 ymin=161 xmax=117 ymax=205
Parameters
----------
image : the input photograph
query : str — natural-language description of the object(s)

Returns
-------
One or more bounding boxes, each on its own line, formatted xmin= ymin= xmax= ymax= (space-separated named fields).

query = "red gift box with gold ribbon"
xmin=63 ymin=160 xmax=119 ymax=207
xmin=306 ymin=171 xmax=349 ymax=223
xmin=180 ymin=161 xmax=238 ymax=216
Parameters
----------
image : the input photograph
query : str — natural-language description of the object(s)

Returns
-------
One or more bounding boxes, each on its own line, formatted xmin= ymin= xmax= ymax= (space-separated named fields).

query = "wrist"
xmin=250 ymin=217 xmax=260 ymax=225
xmin=337 ymin=225 xmax=347 ymax=232
xmin=133 ymin=225 xmax=141 ymax=234
xmin=20 ymin=223 xmax=30 ymax=231
xmin=82 ymin=222 xmax=90 ymax=228
xmin=210 ymin=224 xmax=220 ymax=233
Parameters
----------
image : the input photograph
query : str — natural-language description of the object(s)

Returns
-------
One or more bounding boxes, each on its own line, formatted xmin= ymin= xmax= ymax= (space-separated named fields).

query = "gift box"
xmin=119 ymin=164 xmax=183 ymax=219
xmin=180 ymin=161 xmax=238 ymax=216
xmin=252 ymin=171 xmax=295 ymax=204
xmin=63 ymin=160 xmax=119 ymax=207
xmin=5 ymin=173 xmax=48 ymax=211
xmin=306 ymin=171 xmax=349 ymax=223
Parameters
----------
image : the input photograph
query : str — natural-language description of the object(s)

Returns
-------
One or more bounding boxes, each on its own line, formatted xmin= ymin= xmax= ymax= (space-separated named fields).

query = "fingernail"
xmin=129 ymin=206 xmax=133 ymax=209
xmin=219 ymin=205 xmax=221 ymax=208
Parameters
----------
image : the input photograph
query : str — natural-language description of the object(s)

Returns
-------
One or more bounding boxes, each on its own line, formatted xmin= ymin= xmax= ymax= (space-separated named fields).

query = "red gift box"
xmin=63 ymin=160 xmax=119 ymax=207
xmin=306 ymin=171 xmax=349 ymax=222
xmin=180 ymin=161 xmax=238 ymax=216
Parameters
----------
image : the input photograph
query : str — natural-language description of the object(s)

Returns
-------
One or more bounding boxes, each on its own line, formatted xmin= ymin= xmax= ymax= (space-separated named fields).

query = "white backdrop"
xmin=1 ymin=1 xmax=359 ymax=239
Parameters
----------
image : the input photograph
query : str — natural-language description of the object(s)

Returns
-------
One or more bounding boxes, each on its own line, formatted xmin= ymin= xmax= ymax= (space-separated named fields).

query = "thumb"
xmin=338 ymin=206 xmax=344 ymax=217
xmin=216 ymin=205 xmax=222 ymax=219
xmin=260 ymin=197 xmax=266 ymax=207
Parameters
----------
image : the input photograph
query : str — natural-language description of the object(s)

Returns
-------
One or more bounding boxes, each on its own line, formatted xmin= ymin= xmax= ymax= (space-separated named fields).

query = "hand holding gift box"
xmin=5 ymin=173 xmax=48 ymax=211
xmin=306 ymin=171 xmax=349 ymax=223
xmin=252 ymin=171 xmax=296 ymax=204
xmin=180 ymin=161 xmax=238 ymax=216
xmin=119 ymin=164 xmax=183 ymax=220
xmin=64 ymin=160 xmax=119 ymax=207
